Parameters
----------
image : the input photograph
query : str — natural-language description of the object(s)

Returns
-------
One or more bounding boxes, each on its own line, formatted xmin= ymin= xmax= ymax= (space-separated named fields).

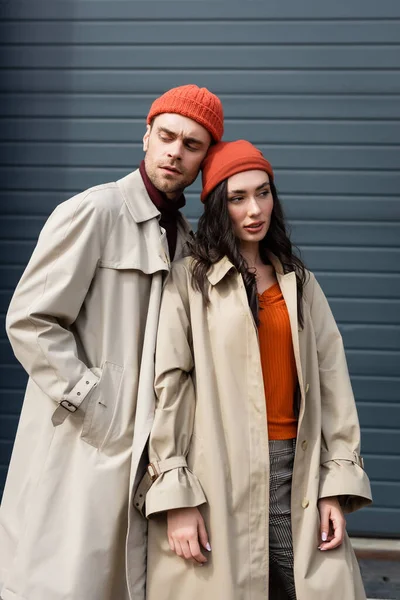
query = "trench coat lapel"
xmin=274 ymin=268 xmax=305 ymax=404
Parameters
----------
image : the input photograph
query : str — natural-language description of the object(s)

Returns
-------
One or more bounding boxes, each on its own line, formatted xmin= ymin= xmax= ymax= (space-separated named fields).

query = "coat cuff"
xmin=51 ymin=370 xmax=99 ymax=426
xmin=145 ymin=456 xmax=207 ymax=518
xmin=319 ymin=450 xmax=372 ymax=514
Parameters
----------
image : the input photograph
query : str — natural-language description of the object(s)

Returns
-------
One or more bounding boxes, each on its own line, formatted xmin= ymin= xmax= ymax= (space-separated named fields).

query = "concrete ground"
xmin=352 ymin=538 xmax=400 ymax=600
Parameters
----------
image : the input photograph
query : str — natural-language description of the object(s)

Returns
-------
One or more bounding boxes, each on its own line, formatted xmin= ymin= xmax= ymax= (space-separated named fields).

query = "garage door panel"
xmin=0 ymin=291 xmax=13 ymax=315
xmin=186 ymin=195 xmax=400 ymax=222
xmin=352 ymin=377 xmax=399 ymax=403
xmin=1 ymin=167 xmax=398 ymax=198
xmin=3 ymin=0 xmax=400 ymax=20
xmin=363 ymin=456 xmax=400 ymax=482
xmin=3 ymin=216 xmax=400 ymax=250
xmin=317 ymin=274 xmax=400 ymax=300
xmin=0 ymin=365 xmax=27 ymax=390
xmin=0 ymin=191 xmax=66 ymax=217
xmin=358 ymin=403 xmax=400 ymax=429
xmin=339 ymin=325 xmax=400 ymax=350
xmin=346 ymin=350 xmax=400 ymax=377
xmin=1 ymin=192 xmax=399 ymax=222
xmin=329 ymin=299 xmax=400 ymax=324
xmin=2 ymin=118 xmax=399 ymax=146
xmin=0 ymin=391 xmax=23 ymax=415
xmin=0 ymin=415 xmax=18 ymax=441
xmin=0 ymin=266 xmax=25 ymax=291
xmin=346 ymin=508 xmax=400 ymax=537
xmin=2 ymin=94 xmax=400 ymax=121
xmin=1 ymin=240 xmax=399 ymax=275
xmin=0 ymin=440 xmax=13 ymax=467
xmin=291 ymin=222 xmax=400 ymax=247
xmin=301 ymin=248 xmax=400 ymax=274
xmin=2 ymin=69 xmax=400 ymax=95
xmin=369 ymin=482 xmax=400 ymax=509
xmin=3 ymin=45 xmax=399 ymax=70
xmin=0 ymin=340 xmax=18 ymax=364
xmin=2 ymin=142 xmax=398 ymax=172
xmin=0 ymin=242 xmax=35 ymax=265
xmin=361 ymin=430 xmax=400 ymax=455
xmin=2 ymin=21 xmax=399 ymax=45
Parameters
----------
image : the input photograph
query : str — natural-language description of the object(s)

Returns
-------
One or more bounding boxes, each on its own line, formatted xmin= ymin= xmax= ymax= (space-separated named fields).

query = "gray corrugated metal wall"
xmin=0 ymin=1 xmax=399 ymax=537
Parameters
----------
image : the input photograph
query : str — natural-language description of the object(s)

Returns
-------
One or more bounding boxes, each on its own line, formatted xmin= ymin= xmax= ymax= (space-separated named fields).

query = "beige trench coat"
xmin=0 ymin=169 xmax=190 ymax=600
xmin=145 ymin=255 xmax=372 ymax=600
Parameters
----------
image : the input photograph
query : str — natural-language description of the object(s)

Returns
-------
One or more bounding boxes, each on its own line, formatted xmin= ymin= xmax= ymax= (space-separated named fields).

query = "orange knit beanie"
xmin=201 ymin=140 xmax=274 ymax=202
xmin=147 ymin=84 xmax=224 ymax=142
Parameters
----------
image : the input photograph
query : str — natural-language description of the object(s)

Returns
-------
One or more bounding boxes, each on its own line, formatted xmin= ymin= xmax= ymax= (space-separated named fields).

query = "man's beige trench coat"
xmin=0 ymin=169 xmax=190 ymax=600
xmin=145 ymin=255 xmax=372 ymax=600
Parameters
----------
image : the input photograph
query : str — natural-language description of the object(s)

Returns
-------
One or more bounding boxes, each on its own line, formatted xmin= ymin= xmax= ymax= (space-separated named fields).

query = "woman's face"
xmin=226 ymin=170 xmax=273 ymax=245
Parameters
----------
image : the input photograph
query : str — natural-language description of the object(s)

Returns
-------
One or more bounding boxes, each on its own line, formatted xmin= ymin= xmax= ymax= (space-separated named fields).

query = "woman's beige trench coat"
xmin=0 ymin=169 xmax=190 ymax=600
xmin=145 ymin=255 xmax=372 ymax=600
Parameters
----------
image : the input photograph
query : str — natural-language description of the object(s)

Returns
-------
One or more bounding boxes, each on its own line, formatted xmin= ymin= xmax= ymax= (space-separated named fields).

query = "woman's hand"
xmin=167 ymin=507 xmax=211 ymax=565
xmin=317 ymin=496 xmax=346 ymax=551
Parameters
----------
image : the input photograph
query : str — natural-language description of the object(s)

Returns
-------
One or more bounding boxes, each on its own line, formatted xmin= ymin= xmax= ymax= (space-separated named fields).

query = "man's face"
xmin=143 ymin=113 xmax=212 ymax=200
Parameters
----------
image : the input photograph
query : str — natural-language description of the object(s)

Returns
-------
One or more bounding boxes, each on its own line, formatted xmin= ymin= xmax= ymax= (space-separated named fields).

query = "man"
xmin=0 ymin=85 xmax=224 ymax=600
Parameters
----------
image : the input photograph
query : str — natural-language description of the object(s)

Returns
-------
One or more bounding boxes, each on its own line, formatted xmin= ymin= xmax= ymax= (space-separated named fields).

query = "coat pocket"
xmin=81 ymin=361 xmax=124 ymax=449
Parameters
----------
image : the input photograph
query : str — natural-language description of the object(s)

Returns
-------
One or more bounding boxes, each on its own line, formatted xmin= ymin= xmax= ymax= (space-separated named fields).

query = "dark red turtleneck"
xmin=139 ymin=160 xmax=186 ymax=259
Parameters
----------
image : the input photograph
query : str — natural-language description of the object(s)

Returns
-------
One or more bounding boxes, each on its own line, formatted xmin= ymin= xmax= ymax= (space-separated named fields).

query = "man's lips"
xmin=159 ymin=165 xmax=182 ymax=175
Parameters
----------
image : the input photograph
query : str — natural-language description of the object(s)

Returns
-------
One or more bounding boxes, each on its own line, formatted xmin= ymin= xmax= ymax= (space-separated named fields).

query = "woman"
xmin=143 ymin=140 xmax=372 ymax=600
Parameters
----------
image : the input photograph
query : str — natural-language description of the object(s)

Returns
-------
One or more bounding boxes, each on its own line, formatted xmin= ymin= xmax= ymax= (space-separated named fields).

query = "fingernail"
xmin=321 ymin=532 xmax=328 ymax=542
xmin=206 ymin=543 xmax=211 ymax=552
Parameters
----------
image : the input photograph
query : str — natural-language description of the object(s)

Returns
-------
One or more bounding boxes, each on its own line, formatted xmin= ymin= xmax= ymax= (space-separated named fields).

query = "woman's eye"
xmin=259 ymin=189 xmax=270 ymax=197
xmin=229 ymin=196 xmax=243 ymax=203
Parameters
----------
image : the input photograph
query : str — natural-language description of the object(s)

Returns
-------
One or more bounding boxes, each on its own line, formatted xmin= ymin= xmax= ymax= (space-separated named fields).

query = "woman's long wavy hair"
xmin=187 ymin=178 xmax=308 ymax=327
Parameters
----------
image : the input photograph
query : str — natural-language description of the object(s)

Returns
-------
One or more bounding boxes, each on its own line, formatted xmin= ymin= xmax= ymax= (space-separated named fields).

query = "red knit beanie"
xmin=147 ymin=84 xmax=224 ymax=142
xmin=201 ymin=140 xmax=274 ymax=202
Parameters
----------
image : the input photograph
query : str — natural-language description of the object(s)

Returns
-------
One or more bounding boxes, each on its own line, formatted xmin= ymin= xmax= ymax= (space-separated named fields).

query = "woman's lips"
xmin=244 ymin=222 xmax=265 ymax=234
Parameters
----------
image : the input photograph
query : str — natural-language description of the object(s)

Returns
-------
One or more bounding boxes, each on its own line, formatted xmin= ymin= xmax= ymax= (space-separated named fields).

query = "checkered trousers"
xmin=269 ymin=438 xmax=297 ymax=600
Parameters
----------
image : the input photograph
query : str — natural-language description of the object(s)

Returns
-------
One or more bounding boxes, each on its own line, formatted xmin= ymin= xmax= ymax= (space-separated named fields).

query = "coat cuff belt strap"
xmin=51 ymin=371 xmax=99 ymax=426
xmin=320 ymin=449 xmax=364 ymax=469
xmin=133 ymin=457 xmax=188 ymax=515
xmin=147 ymin=456 xmax=188 ymax=481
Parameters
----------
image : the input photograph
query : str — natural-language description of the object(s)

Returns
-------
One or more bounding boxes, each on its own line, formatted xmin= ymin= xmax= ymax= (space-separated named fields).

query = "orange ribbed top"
xmin=258 ymin=282 xmax=298 ymax=440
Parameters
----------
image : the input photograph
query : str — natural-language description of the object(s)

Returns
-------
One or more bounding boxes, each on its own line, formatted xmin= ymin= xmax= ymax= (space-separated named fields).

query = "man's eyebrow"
xmin=158 ymin=126 xmax=176 ymax=137
xmin=228 ymin=180 xmax=270 ymax=195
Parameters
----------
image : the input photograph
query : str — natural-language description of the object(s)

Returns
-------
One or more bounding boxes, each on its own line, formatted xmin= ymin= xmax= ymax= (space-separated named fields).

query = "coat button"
xmin=305 ymin=383 xmax=310 ymax=393
xmin=301 ymin=440 xmax=308 ymax=451
xmin=302 ymin=498 xmax=309 ymax=509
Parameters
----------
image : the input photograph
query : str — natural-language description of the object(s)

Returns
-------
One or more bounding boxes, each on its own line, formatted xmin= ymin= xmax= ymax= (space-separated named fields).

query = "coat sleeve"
xmin=6 ymin=190 xmax=115 ymax=425
xmin=145 ymin=262 xmax=207 ymax=518
xmin=307 ymin=273 xmax=372 ymax=513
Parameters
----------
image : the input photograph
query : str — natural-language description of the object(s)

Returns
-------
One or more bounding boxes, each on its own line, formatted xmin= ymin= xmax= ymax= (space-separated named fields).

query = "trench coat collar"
xmin=207 ymin=252 xmax=286 ymax=286
xmin=117 ymin=169 xmax=161 ymax=224
xmin=206 ymin=256 xmax=236 ymax=286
